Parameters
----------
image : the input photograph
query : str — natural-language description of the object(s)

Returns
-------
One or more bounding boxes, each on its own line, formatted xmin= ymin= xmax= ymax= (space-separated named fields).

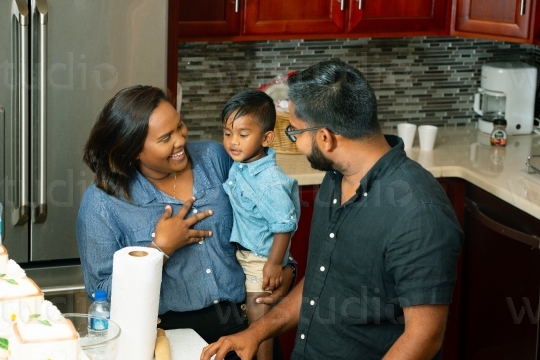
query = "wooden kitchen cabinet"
xmin=451 ymin=0 xmax=535 ymax=43
xmin=347 ymin=0 xmax=451 ymax=36
xmin=173 ymin=0 xmax=540 ymax=44
xmin=534 ymin=0 xmax=540 ymax=44
xmin=245 ymin=0 xmax=451 ymax=37
xmin=244 ymin=0 xmax=344 ymax=35
xmin=177 ymin=0 xmax=241 ymax=38
xmin=177 ymin=0 xmax=451 ymax=41
xmin=456 ymin=184 xmax=540 ymax=359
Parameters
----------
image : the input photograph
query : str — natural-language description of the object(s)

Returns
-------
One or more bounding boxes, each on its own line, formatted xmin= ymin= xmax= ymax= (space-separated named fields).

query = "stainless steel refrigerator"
xmin=0 ymin=0 xmax=168 ymax=294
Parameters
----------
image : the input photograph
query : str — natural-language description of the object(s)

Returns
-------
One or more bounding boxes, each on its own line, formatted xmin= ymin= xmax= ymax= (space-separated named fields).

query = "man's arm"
xmin=200 ymin=278 xmax=304 ymax=360
xmin=383 ymin=304 xmax=449 ymax=360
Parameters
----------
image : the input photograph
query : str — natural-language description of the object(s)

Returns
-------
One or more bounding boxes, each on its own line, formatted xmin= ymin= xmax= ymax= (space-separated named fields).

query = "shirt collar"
xmin=238 ymin=147 xmax=276 ymax=176
xmin=127 ymin=170 xmax=162 ymax=205
xmin=330 ymin=134 xmax=407 ymax=193
xmin=127 ymin=142 xmax=200 ymax=205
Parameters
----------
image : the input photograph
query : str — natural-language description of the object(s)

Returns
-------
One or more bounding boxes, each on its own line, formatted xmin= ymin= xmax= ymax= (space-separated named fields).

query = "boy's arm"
xmin=263 ymin=232 xmax=292 ymax=291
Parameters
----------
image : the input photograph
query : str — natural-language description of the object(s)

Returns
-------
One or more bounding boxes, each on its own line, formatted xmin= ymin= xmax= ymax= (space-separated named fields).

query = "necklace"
xmin=169 ymin=172 xmax=178 ymax=199
xmin=173 ymin=172 xmax=177 ymax=199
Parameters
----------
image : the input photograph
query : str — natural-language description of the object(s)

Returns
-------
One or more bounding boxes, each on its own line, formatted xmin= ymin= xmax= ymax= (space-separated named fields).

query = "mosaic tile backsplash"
xmin=178 ymin=37 xmax=538 ymax=140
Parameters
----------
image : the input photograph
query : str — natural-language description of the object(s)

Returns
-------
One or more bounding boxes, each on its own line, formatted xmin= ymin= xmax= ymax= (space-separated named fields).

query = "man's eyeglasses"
xmin=285 ymin=124 xmax=326 ymax=143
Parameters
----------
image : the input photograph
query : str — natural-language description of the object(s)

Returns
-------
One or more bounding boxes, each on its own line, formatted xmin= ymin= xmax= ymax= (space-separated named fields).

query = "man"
xmin=201 ymin=59 xmax=463 ymax=360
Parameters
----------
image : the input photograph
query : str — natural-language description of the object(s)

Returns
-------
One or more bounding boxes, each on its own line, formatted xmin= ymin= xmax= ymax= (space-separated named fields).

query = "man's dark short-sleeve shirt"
xmin=291 ymin=135 xmax=464 ymax=359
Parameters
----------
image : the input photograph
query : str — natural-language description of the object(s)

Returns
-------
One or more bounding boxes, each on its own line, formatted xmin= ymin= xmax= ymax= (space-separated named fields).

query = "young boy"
xmin=222 ymin=89 xmax=300 ymax=360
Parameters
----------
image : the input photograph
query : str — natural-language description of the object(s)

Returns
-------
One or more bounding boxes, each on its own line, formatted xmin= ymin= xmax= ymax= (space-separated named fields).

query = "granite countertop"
xmin=275 ymin=124 xmax=540 ymax=220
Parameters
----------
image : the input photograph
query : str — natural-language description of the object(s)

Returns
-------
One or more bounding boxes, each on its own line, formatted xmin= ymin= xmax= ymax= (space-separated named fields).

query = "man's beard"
xmin=307 ymin=137 xmax=336 ymax=172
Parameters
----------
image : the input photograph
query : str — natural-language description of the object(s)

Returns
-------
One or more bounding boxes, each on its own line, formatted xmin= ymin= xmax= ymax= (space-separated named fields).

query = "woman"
xmin=76 ymin=85 xmax=293 ymax=358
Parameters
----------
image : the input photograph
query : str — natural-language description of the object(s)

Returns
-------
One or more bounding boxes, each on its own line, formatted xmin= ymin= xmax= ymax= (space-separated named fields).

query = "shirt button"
xmin=213 ymin=300 xmax=219 ymax=304
xmin=228 ymin=181 xmax=233 ymax=185
xmin=199 ymin=240 xmax=204 ymax=244
xmin=193 ymin=208 xmax=198 ymax=213
xmin=320 ymin=266 xmax=325 ymax=272
xmin=151 ymin=232 xmax=155 ymax=238
xmin=329 ymin=233 xmax=335 ymax=238
xmin=310 ymin=300 xmax=315 ymax=306
xmin=289 ymin=256 xmax=293 ymax=260
xmin=206 ymin=269 xmax=212 ymax=274
xmin=333 ymin=199 xmax=337 ymax=204
xmin=300 ymin=334 xmax=305 ymax=340
xmin=239 ymin=164 xmax=243 ymax=168
xmin=363 ymin=192 xmax=368 ymax=197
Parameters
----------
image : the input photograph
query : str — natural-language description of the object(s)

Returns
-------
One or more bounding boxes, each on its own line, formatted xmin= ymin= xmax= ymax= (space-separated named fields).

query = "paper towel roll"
xmin=110 ymin=246 xmax=163 ymax=360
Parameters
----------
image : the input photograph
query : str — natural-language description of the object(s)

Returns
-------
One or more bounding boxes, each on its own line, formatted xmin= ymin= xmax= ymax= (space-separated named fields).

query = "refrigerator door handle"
xmin=32 ymin=0 xmax=48 ymax=223
xmin=12 ymin=0 xmax=30 ymax=226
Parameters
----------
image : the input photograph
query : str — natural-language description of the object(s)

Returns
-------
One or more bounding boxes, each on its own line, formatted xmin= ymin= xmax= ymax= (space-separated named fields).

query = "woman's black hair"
xmin=83 ymin=85 xmax=171 ymax=199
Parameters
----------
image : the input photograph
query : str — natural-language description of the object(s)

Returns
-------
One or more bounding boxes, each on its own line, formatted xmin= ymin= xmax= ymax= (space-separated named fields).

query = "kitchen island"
xmin=275 ymin=124 xmax=540 ymax=360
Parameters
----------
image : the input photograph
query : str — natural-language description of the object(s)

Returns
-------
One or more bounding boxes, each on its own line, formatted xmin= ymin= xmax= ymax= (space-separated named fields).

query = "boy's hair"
xmin=221 ymin=89 xmax=276 ymax=133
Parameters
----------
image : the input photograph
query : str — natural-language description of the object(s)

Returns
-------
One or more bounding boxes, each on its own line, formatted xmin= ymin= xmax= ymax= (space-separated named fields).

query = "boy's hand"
xmin=262 ymin=263 xmax=283 ymax=291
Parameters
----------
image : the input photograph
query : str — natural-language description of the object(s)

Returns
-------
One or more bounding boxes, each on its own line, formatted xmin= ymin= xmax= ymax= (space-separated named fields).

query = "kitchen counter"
xmin=275 ymin=124 xmax=540 ymax=220
xmin=165 ymin=328 xmax=210 ymax=360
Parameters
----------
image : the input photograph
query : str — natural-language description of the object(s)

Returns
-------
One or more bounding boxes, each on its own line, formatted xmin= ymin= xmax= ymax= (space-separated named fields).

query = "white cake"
xmin=0 ymin=259 xmax=44 ymax=337
xmin=0 ymin=247 xmax=85 ymax=360
xmin=9 ymin=300 xmax=81 ymax=360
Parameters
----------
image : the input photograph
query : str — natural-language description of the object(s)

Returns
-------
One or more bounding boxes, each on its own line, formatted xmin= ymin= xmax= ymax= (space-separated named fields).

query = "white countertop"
xmin=276 ymin=124 xmax=540 ymax=220
xmin=164 ymin=328 xmax=212 ymax=360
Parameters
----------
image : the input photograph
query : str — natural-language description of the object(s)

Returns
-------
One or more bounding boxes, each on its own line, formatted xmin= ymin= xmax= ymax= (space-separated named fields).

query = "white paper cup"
xmin=397 ymin=123 xmax=417 ymax=149
xmin=418 ymin=125 xmax=438 ymax=151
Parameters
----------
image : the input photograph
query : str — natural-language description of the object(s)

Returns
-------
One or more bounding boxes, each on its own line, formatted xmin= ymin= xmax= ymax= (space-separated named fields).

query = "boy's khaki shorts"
xmin=235 ymin=249 xmax=271 ymax=293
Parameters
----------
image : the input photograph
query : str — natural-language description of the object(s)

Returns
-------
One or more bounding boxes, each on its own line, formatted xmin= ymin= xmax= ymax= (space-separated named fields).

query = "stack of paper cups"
xmin=110 ymin=247 xmax=163 ymax=360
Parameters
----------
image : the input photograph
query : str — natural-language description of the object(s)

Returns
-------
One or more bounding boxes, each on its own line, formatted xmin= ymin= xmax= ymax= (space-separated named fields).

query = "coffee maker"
xmin=473 ymin=61 xmax=537 ymax=135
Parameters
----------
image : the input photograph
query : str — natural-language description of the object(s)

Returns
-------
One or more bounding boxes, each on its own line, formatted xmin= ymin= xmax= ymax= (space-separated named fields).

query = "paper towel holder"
xmin=129 ymin=250 xmax=148 ymax=257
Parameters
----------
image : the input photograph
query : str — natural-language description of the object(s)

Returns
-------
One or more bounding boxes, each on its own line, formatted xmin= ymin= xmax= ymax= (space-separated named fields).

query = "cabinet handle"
xmin=357 ymin=0 xmax=362 ymax=10
xmin=520 ymin=0 xmax=526 ymax=15
xmin=235 ymin=0 xmax=239 ymax=12
xmin=465 ymin=199 xmax=540 ymax=249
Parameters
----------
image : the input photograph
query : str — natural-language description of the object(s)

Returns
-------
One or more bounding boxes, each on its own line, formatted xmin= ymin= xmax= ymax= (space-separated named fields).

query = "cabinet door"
xmin=460 ymin=185 xmax=540 ymax=359
xmin=244 ymin=0 xmax=345 ymax=35
xmin=452 ymin=0 xmax=533 ymax=41
xmin=178 ymin=0 xmax=241 ymax=38
xmin=348 ymin=0 xmax=450 ymax=35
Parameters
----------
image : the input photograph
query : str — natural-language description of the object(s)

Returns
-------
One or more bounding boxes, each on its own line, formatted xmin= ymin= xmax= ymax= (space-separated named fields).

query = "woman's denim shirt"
xmin=223 ymin=148 xmax=300 ymax=262
xmin=76 ymin=141 xmax=246 ymax=314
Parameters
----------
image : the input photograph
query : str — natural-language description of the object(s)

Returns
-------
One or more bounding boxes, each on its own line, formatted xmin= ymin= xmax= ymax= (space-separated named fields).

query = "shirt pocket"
xmin=237 ymin=185 xmax=260 ymax=215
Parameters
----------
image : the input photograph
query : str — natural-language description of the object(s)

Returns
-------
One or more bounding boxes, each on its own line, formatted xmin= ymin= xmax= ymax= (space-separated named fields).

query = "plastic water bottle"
xmin=88 ymin=290 xmax=110 ymax=332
